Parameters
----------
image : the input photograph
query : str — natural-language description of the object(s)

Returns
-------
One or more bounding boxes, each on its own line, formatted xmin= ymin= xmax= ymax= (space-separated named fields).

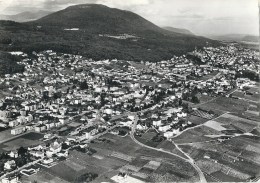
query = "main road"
xmin=130 ymin=112 xmax=207 ymax=183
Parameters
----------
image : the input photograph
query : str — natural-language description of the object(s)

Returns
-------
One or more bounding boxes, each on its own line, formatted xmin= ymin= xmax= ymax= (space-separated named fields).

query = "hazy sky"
xmin=0 ymin=0 xmax=259 ymax=35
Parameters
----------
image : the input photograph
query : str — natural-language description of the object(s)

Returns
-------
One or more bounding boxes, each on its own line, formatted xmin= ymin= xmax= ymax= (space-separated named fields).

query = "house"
xmin=158 ymin=125 xmax=171 ymax=132
xmin=0 ymin=122 xmax=8 ymax=128
xmin=136 ymin=124 xmax=148 ymax=131
xmin=164 ymin=131 xmax=174 ymax=139
xmin=25 ymin=124 xmax=34 ymax=131
xmin=46 ymin=141 xmax=62 ymax=157
xmin=30 ymin=151 xmax=45 ymax=158
xmin=45 ymin=122 xmax=55 ymax=130
xmin=11 ymin=127 xmax=25 ymax=135
xmin=1 ymin=175 xmax=19 ymax=183
xmin=35 ymin=124 xmax=46 ymax=132
xmin=4 ymin=160 xmax=16 ymax=170
xmin=153 ymin=120 xmax=162 ymax=127
xmin=8 ymin=151 xmax=18 ymax=158
xmin=57 ymin=150 xmax=68 ymax=157
xmin=42 ymin=158 xmax=54 ymax=164
xmin=9 ymin=120 xmax=19 ymax=127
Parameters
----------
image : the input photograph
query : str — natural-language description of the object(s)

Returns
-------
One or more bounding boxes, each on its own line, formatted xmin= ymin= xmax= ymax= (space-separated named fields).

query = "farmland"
xmin=177 ymin=126 xmax=260 ymax=182
xmin=214 ymin=113 xmax=259 ymax=133
xmin=170 ymin=98 xmax=260 ymax=183
xmin=28 ymin=133 xmax=199 ymax=182
xmin=199 ymin=96 xmax=250 ymax=114
xmin=0 ymin=132 xmax=44 ymax=152
xmin=172 ymin=125 xmax=221 ymax=144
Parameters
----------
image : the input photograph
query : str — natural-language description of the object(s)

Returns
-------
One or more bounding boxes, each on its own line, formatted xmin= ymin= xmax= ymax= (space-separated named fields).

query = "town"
xmin=0 ymin=43 xmax=259 ymax=182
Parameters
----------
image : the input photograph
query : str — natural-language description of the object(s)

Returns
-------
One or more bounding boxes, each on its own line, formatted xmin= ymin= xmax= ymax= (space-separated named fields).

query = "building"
xmin=11 ymin=127 xmax=25 ymax=135
xmin=9 ymin=120 xmax=19 ymax=127
xmin=35 ymin=124 xmax=46 ymax=132
xmin=4 ymin=160 xmax=16 ymax=170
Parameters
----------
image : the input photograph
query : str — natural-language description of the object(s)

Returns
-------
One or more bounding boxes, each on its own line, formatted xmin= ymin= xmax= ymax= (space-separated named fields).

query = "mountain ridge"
xmin=162 ymin=26 xmax=194 ymax=35
xmin=0 ymin=4 xmax=221 ymax=61
xmin=0 ymin=10 xmax=52 ymax=22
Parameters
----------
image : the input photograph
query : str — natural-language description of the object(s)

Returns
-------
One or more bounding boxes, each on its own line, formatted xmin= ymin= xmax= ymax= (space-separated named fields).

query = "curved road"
xmin=130 ymin=113 xmax=207 ymax=183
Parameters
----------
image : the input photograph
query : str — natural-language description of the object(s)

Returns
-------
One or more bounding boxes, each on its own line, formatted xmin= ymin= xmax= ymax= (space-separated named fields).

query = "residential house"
xmin=11 ymin=127 xmax=25 ymax=135
xmin=4 ymin=160 xmax=16 ymax=170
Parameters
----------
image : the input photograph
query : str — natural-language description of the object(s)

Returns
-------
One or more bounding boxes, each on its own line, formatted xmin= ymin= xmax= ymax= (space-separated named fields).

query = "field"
xmin=0 ymin=128 xmax=13 ymax=142
xmin=30 ymin=133 xmax=199 ymax=182
xmin=198 ymin=95 xmax=215 ymax=103
xmin=199 ymin=96 xmax=250 ymax=114
xmin=203 ymin=120 xmax=227 ymax=131
xmin=178 ymin=133 xmax=260 ymax=182
xmin=187 ymin=115 xmax=209 ymax=125
xmin=192 ymin=109 xmax=214 ymax=119
xmin=214 ymin=113 xmax=259 ymax=133
xmin=23 ymin=169 xmax=69 ymax=183
xmin=20 ymin=132 xmax=44 ymax=140
xmin=1 ymin=132 xmax=44 ymax=151
xmin=135 ymin=129 xmax=162 ymax=147
xmin=232 ymin=88 xmax=260 ymax=103
xmin=156 ymin=140 xmax=187 ymax=159
xmin=172 ymin=125 xmax=221 ymax=144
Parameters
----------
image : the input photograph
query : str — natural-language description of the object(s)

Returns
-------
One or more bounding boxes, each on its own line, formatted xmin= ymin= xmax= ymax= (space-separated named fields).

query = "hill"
xmin=162 ymin=26 xmax=194 ymax=35
xmin=0 ymin=4 xmax=220 ymax=61
xmin=207 ymin=34 xmax=259 ymax=43
xmin=241 ymin=35 xmax=259 ymax=43
xmin=0 ymin=51 xmax=24 ymax=76
xmin=0 ymin=10 xmax=52 ymax=22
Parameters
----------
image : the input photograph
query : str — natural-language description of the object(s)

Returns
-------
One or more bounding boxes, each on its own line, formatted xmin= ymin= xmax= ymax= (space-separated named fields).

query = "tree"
xmin=191 ymin=96 xmax=200 ymax=103
xmin=74 ymin=173 xmax=98 ymax=183
xmin=18 ymin=146 xmax=27 ymax=157
xmin=80 ymin=81 xmax=88 ymax=90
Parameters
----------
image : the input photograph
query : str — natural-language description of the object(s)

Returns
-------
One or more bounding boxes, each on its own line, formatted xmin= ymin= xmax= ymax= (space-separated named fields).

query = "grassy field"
xmin=178 ymin=134 xmax=260 ymax=182
xmin=172 ymin=125 xmax=221 ymax=144
xmin=25 ymin=169 xmax=69 ymax=183
xmin=188 ymin=115 xmax=209 ymax=125
xmin=199 ymin=96 xmax=249 ymax=114
xmin=89 ymin=134 xmax=198 ymax=182
xmin=2 ymin=133 xmax=43 ymax=151
xmin=26 ymin=132 xmax=205 ymax=182
xmin=0 ymin=128 xmax=13 ymax=142
xmin=156 ymin=140 xmax=187 ymax=159
xmin=232 ymin=90 xmax=260 ymax=102
xmin=135 ymin=129 xmax=163 ymax=148
xmin=21 ymin=132 xmax=44 ymax=140
xmin=215 ymin=113 xmax=259 ymax=133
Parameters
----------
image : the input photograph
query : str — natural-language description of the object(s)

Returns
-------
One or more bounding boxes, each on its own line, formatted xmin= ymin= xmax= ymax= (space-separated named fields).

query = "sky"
xmin=0 ymin=0 xmax=259 ymax=36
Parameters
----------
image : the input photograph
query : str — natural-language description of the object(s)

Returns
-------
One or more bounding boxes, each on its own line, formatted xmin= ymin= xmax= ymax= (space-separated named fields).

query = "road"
xmin=171 ymin=112 xmax=229 ymax=140
xmin=130 ymin=113 xmax=207 ymax=183
xmin=0 ymin=158 xmax=43 ymax=180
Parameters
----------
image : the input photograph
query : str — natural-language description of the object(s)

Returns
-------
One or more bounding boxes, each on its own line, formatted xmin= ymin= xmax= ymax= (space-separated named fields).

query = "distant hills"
xmin=207 ymin=34 xmax=259 ymax=43
xmin=0 ymin=4 xmax=220 ymax=62
xmin=0 ymin=10 xmax=52 ymax=22
xmin=162 ymin=26 xmax=194 ymax=35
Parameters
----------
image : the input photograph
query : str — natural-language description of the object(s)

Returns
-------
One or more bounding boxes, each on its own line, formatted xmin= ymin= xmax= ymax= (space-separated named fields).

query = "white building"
xmin=11 ymin=127 xmax=25 ymax=135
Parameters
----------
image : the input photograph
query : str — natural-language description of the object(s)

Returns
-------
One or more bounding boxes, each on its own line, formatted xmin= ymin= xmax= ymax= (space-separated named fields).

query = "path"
xmin=130 ymin=113 xmax=207 ymax=183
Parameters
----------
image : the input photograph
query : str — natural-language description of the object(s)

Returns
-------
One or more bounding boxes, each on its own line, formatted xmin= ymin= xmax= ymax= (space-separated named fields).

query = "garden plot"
xmin=215 ymin=113 xmax=259 ymax=132
xmin=203 ymin=120 xmax=227 ymax=131
xmin=143 ymin=161 xmax=161 ymax=170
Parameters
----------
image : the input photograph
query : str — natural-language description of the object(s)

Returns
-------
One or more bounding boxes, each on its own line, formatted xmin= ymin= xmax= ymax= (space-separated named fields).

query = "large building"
xmin=10 ymin=127 xmax=25 ymax=135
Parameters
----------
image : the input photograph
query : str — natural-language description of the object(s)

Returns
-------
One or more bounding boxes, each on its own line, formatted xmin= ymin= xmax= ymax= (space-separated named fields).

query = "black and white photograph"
xmin=0 ymin=0 xmax=259 ymax=182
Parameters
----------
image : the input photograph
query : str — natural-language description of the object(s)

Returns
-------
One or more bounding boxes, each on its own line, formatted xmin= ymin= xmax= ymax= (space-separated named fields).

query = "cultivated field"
xmin=199 ymin=96 xmax=249 ymax=114
xmin=215 ymin=113 xmax=259 ymax=133
xmin=1 ymin=132 xmax=44 ymax=151
xmin=179 ymin=134 xmax=260 ymax=182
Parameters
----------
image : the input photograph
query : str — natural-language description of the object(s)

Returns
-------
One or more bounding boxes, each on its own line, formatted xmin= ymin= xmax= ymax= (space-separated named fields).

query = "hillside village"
xmin=0 ymin=43 xmax=259 ymax=182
